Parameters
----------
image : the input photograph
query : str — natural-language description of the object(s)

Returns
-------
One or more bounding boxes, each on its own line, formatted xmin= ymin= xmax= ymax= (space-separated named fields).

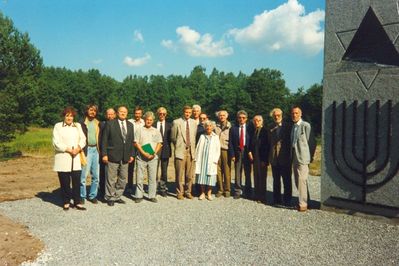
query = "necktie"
xmin=121 ymin=121 xmax=127 ymax=141
xmin=186 ymin=120 xmax=191 ymax=148
xmin=239 ymin=125 xmax=244 ymax=151
xmin=160 ymin=122 xmax=164 ymax=138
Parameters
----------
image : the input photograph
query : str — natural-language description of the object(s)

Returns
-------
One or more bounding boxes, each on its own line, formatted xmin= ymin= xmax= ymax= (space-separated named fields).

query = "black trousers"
xmin=271 ymin=164 xmax=292 ymax=205
xmin=58 ymin=171 xmax=81 ymax=205
xmin=157 ymin=158 xmax=169 ymax=192
xmin=99 ymin=161 xmax=106 ymax=198
xmin=127 ymin=160 xmax=135 ymax=189
xmin=234 ymin=148 xmax=252 ymax=197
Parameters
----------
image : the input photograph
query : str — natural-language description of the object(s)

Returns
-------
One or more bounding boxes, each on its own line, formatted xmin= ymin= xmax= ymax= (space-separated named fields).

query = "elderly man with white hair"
xmin=192 ymin=104 xmax=201 ymax=125
xmin=215 ymin=110 xmax=232 ymax=198
xmin=134 ymin=111 xmax=163 ymax=203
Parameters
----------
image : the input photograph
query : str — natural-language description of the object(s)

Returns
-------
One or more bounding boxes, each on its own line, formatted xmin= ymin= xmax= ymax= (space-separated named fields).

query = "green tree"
xmin=0 ymin=12 xmax=43 ymax=144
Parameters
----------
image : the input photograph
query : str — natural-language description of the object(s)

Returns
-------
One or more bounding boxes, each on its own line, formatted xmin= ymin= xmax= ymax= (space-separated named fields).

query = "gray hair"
xmin=270 ymin=108 xmax=283 ymax=117
xmin=253 ymin=115 xmax=264 ymax=127
xmin=216 ymin=110 xmax=229 ymax=118
xmin=236 ymin=110 xmax=248 ymax=118
xmin=157 ymin=107 xmax=167 ymax=114
xmin=203 ymin=120 xmax=215 ymax=129
xmin=192 ymin=104 xmax=201 ymax=111
xmin=143 ymin=111 xmax=155 ymax=120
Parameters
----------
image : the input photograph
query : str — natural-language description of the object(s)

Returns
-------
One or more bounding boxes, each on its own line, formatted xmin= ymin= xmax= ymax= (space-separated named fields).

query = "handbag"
xmin=80 ymin=151 xmax=87 ymax=166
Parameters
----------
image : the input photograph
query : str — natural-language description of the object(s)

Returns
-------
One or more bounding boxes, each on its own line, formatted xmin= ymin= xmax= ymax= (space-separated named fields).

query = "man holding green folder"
xmin=133 ymin=111 xmax=163 ymax=203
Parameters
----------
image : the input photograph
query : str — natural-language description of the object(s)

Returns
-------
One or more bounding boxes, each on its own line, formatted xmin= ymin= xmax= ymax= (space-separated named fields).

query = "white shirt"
xmin=157 ymin=121 xmax=165 ymax=136
xmin=291 ymin=119 xmax=302 ymax=147
xmin=128 ymin=118 xmax=145 ymax=134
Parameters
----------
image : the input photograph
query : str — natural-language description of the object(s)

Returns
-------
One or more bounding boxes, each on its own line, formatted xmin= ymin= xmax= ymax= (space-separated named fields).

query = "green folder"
xmin=142 ymin=143 xmax=155 ymax=155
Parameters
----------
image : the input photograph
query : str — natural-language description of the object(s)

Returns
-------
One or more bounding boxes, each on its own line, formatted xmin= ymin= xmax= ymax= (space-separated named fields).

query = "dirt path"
xmin=0 ymin=156 xmax=58 ymax=265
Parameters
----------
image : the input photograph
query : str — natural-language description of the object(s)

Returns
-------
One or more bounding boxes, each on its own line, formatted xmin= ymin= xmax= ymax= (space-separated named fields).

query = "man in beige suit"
xmin=171 ymin=105 xmax=197 ymax=199
xmin=290 ymin=106 xmax=316 ymax=212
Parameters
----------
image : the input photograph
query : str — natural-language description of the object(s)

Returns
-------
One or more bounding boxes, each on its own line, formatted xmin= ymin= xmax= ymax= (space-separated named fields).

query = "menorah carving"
xmin=331 ymin=100 xmax=399 ymax=205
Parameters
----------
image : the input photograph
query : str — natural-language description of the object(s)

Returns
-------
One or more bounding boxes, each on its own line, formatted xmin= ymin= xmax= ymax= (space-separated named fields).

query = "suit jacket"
xmin=79 ymin=117 xmax=101 ymax=155
xmin=291 ymin=120 xmax=316 ymax=165
xmin=154 ymin=121 xmax=172 ymax=159
xmin=249 ymin=126 xmax=269 ymax=164
xmin=171 ymin=117 xmax=197 ymax=160
xmin=228 ymin=123 xmax=252 ymax=158
xmin=101 ymin=119 xmax=135 ymax=164
xmin=268 ymin=120 xmax=292 ymax=166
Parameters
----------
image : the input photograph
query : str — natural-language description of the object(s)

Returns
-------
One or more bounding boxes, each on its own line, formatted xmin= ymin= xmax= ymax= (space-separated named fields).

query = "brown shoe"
xmin=298 ymin=205 xmax=308 ymax=212
xmin=215 ymin=191 xmax=223 ymax=198
xmin=185 ymin=193 xmax=194 ymax=199
xmin=177 ymin=194 xmax=184 ymax=200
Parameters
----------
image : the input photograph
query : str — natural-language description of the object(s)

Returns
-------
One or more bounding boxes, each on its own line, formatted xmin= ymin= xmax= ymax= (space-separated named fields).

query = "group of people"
xmin=52 ymin=104 xmax=315 ymax=212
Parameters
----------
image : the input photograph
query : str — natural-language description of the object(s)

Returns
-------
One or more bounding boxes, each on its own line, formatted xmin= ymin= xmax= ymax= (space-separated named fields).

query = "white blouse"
xmin=52 ymin=122 xmax=86 ymax=172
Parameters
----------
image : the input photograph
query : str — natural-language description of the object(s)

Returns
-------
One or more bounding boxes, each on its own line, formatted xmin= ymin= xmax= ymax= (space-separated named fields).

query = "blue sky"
xmin=0 ymin=0 xmax=325 ymax=91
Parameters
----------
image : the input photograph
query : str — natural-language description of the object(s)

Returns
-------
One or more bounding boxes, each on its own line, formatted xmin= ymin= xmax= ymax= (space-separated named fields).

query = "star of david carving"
xmin=335 ymin=7 xmax=399 ymax=91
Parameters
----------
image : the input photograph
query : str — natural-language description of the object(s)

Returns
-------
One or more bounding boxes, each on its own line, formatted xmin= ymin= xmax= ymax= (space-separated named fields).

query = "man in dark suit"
xmin=101 ymin=105 xmax=135 ymax=206
xmin=99 ymin=108 xmax=116 ymax=199
xmin=268 ymin=108 xmax=292 ymax=206
xmin=155 ymin=107 xmax=172 ymax=197
xmin=229 ymin=110 xmax=253 ymax=199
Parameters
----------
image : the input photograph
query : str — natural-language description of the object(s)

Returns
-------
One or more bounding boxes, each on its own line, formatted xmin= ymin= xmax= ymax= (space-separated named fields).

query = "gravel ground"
xmin=0 ymin=176 xmax=398 ymax=266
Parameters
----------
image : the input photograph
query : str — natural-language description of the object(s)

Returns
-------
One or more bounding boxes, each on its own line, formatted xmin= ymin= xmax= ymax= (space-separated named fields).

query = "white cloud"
xmin=229 ymin=0 xmax=324 ymax=55
xmin=134 ymin=30 xmax=144 ymax=43
xmin=123 ymin=53 xmax=151 ymax=67
xmin=161 ymin=39 xmax=175 ymax=50
xmin=162 ymin=26 xmax=233 ymax=57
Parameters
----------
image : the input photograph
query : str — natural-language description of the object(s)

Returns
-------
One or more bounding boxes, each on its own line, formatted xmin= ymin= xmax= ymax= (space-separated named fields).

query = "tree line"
xmin=0 ymin=12 xmax=322 ymax=150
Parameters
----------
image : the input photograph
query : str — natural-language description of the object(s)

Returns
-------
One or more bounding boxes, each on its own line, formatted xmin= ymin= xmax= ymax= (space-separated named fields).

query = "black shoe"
xmin=107 ymin=201 xmax=114 ymax=206
xmin=149 ymin=198 xmax=158 ymax=203
xmin=75 ymin=204 xmax=87 ymax=211
xmin=115 ymin=199 xmax=126 ymax=204
xmin=160 ymin=191 xmax=167 ymax=197
xmin=88 ymin=198 xmax=98 ymax=204
xmin=135 ymin=198 xmax=143 ymax=203
xmin=233 ymin=194 xmax=241 ymax=199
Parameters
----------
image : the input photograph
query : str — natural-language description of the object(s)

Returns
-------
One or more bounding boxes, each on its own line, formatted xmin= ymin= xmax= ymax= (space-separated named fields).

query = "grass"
xmin=309 ymin=145 xmax=321 ymax=176
xmin=4 ymin=127 xmax=53 ymax=157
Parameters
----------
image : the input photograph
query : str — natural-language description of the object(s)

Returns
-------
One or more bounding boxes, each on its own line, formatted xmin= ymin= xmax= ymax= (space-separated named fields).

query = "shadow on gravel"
xmin=36 ymin=189 xmax=63 ymax=207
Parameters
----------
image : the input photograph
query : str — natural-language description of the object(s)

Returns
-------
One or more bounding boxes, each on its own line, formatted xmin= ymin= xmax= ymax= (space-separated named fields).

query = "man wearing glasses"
xmin=155 ymin=107 xmax=172 ymax=197
xmin=229 ymin=110 xmax=253 ymax=199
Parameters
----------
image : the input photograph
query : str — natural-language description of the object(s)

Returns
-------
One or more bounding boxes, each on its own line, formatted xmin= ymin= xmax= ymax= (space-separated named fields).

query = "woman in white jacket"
xmin=195 ymin=121 xmax=221 ymax=200
xmin=53 ymin=107 xmax=86 ymax=211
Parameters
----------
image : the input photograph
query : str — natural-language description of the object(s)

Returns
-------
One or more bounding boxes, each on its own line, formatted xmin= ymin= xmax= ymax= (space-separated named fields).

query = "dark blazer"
xmin=154 ymin=121 xmax=172 ymax=159
xmin=101 ymin=119 xmax=134 ymax=164
xmin=228 ymin=123 xmax=253 ymax=158
xmin=249 ymin=126 xmax=269 ymax=163
xmin=268 ymin=120 xmax=292 ymax=166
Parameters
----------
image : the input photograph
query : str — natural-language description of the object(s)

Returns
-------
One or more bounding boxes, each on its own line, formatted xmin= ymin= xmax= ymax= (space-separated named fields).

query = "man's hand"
xmin=128 ymin=156 xmax=134 ymax=163
xmin=102 ymin=155 xmax=109 ymax=164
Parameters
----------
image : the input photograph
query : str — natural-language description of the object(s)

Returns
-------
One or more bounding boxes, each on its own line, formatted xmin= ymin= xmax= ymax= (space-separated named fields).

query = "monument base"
xmin=323 ymin=197 xmax=399 ymax=218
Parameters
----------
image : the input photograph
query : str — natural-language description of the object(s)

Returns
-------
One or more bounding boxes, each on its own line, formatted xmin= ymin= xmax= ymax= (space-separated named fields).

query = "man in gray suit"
xmin=290 ymin=106 xmax=315 ymax=212
xmin=171 ymin=105 xmax=197 ymax=199
xmin=101 ymin=106 xmax=135 ymax=206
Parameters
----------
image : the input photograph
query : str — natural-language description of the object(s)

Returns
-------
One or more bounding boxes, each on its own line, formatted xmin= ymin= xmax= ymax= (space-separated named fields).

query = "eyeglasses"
xmin=238 ymin=116 xmax=247 ymax=119
xmin=158 ymin=113 xmax=166 ymax=116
